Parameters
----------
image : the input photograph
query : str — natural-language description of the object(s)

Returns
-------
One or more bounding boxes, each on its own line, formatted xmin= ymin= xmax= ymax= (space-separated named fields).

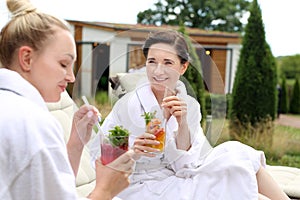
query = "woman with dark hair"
xmin=93 ymin=30 xmax=289 ymax=200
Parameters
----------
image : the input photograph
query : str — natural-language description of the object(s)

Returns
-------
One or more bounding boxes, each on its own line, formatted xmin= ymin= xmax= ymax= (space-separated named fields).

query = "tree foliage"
xmin=289 ymin=77 xmax=300 ymax=114
xmin=230 ymin=0 xmax=277 ymax=126
xmin=137 ymin=0 xmax=251 ymax=32
xmin=279 ymin=76 xmax=289 ymax=114
xmin=277 ymin=54 xmax=300 ymax=79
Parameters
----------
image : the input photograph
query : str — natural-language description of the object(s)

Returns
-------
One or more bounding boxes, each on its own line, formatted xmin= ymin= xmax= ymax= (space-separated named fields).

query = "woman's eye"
xmin=147 ymin=61 xmax=157 ymax=66
xmin=61 ymin=63 xmax=67 ymax=68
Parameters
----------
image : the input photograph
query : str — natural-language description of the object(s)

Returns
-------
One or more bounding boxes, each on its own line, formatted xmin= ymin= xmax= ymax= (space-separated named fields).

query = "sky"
xmin=0 ymin=0 xmax=299 ymax=57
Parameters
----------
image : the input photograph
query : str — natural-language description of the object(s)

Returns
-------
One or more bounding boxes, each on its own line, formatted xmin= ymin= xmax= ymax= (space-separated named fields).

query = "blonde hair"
xmin=0 ymin=0 xmax=71 ymax=68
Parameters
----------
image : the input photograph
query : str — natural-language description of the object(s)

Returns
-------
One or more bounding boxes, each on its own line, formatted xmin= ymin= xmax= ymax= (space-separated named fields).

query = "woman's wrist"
xmin=87 ymin=189 xmax=112 ymax=200
xmin=67 ymin=128 xmax=85 ymax=152
xmin=176 ymin=121 xmax=191 ymax=150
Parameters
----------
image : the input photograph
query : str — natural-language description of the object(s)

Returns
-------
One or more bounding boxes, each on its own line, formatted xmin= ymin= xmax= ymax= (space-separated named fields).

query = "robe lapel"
xmin=135 ymin=83 xmax=161 ymax=116
xmin=135 ymin=83 xmax=179 ymax=137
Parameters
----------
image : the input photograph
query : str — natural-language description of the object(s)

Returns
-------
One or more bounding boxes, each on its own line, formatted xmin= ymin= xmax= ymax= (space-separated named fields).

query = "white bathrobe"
xmin=0 ymin=69 xmax=82 ymax=200
xmin=93 ymin=81 xmax=266 ymax=200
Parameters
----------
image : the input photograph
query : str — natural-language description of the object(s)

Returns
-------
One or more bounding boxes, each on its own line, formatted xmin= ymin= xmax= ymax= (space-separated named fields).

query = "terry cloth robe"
xmin=91 ymin=81 xmax=266 ymax=200
xmin=0 ymin=68 xmax=85 ymax=200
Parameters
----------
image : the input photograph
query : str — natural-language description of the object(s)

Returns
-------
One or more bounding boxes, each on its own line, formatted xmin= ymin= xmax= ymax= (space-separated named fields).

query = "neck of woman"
xmin=152 ymin=89 xmax=164 ymax=106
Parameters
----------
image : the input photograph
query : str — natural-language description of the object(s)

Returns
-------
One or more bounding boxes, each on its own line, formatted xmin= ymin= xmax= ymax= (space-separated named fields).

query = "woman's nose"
xmin=154 ymin=63 xmax=165 ymax=74
xmin=66 ymin=67 xmax=75 ymax=83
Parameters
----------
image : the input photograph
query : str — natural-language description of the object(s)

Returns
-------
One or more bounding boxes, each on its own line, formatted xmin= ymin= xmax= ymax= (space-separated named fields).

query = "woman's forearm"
xmin=175 ymin=121 xmax=191 ymax=150
xmin=66 ymin=138 xmax=84 ymax=177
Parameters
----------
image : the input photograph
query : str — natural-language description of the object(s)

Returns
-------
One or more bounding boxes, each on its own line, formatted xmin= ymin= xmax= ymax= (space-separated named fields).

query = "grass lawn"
xmin=212 ymin=119 xmax=300 ymax=168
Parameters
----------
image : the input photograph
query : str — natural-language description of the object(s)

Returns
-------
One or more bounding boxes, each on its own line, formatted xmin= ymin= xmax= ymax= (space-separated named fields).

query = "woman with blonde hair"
xmin=0 ymin=0 xmax=134 ymax=199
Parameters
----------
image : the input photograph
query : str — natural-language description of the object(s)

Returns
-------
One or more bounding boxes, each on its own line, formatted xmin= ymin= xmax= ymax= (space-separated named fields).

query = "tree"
xmin=230 ymin=0 xmax=277 ymax=126
xmin=289 ymin=77 xmax=300 ymax=114
xmin=278 ymin=54 xmax=300 ymax=79
xmin=279 ymin=76 xmax=289 ymax=114
xmin=137 ymin=0 xmax=251 ymax=33
xmin=178 ymin=23 xmax=206 ymax=125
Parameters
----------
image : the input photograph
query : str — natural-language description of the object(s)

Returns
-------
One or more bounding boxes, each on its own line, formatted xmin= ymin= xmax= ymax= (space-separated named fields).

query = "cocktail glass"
xmin=100 ymin=135 xmax=129 ymax=165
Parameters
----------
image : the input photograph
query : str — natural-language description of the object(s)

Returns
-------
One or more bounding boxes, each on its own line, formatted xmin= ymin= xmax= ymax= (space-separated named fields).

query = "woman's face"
xmin=146 ymin=43 xmax=188 ymax=93
xmin=27 ymin=28 xmax=76 ymax=102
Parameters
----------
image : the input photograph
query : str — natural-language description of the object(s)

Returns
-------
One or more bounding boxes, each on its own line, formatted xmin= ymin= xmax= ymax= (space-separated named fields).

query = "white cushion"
xmin=266 ymin=165 xmax=300 ymax=198
xmin=117 ymin=72 xmax=147 ymax=92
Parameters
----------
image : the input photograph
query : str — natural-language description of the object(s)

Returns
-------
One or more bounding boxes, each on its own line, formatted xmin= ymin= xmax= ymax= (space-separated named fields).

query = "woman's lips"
xmin=153 ymin=77 xmax=168 ymax=82
xmin=59 ymin=85 xmax=67 ymax=92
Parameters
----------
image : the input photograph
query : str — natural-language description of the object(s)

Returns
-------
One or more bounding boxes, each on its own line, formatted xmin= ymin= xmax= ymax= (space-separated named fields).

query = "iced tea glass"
xmin=145 ymin=115 xmax=166 ymax=152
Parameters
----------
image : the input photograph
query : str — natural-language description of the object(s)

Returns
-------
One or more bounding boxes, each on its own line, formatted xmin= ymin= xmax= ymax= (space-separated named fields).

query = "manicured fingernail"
xmin=87 ymin=111 xmax=93 ymax=118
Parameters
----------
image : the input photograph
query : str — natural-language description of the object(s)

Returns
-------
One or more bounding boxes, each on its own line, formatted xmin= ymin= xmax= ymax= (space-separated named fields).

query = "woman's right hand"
xmin=107 ymin=149 xmax=137 ymax=173
xmin=88 ymin=151 xmax=136 ymax=200
xmin=133 ymin=133 xmax=161 ymax=157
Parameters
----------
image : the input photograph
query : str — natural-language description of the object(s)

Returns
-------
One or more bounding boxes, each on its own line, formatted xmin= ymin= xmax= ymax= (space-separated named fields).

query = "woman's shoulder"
xmin=2 ymin=91 xmax=62 ymax=135
xmin=0 ymin=91 xmax=64 ymax=152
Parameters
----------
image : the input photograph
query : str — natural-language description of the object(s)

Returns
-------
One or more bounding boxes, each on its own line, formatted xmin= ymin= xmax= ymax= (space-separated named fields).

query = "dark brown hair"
xmin=142 ymin=30 xmax=190 ymax=64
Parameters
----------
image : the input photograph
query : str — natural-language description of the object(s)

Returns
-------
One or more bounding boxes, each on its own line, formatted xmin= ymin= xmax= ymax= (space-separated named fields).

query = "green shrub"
xmin=278 ymin=155 xmax=300 ymax=168
xmin=279 ymin=76 xmax=289 ymax=114
xmin=279 ymin=54 xmax=300 ymax=79
xmin=205 ymin=93 xmax=229 ymax=118
xmin=229 ymin=116 xmax=274 ymax=151
xmin=230 ymin=0 xmax=277 ymax=131
xmin=95 ymin=90 xmax=109 ymax=105
xmin=289 ymin=77 xmax=300 ymax=114
xmin=179 ymin=24 xmax=206 ymax=125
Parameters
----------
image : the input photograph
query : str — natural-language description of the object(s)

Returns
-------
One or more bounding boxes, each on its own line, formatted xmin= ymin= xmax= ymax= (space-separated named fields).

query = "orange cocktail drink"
xmin=144 ymin=114 xmax=166 ymax=152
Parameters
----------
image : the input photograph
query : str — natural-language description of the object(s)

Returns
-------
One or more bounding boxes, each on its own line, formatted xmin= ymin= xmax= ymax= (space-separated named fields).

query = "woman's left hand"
xmin=161 ymin=95 xmax=191 ymax=150
xmin=161 ymin=95 xmax=187 ymax=125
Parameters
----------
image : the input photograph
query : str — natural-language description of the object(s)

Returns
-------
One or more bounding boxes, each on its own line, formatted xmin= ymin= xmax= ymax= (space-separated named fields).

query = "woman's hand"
xmin=161 ymin=95 xmax=187 ymax=126
xmin=70 ymin=105 xmax=100 ymax=146
xmin=88 ymin=152 xmax=135 ymax=200
xmin=67 ymin=105 xmax=100 ymax=176
xmin=107 ymin=149 xmax=137 ymax=172
xmin=161 ymin=95 xmax=191 ymax=151
xmin=133 ymin=133 xmax=160 ymax=157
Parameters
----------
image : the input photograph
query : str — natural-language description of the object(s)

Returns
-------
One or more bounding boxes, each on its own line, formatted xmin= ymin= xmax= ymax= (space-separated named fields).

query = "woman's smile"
xmin=152 ymin=76 xmax=168 ymax=82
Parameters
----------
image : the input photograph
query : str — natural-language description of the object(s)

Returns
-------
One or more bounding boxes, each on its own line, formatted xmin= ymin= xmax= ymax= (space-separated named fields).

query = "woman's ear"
xmin=180 ymin=62 xmax=189 ymax=75
xmin=18 ymin=46 xmax=33 ymax=72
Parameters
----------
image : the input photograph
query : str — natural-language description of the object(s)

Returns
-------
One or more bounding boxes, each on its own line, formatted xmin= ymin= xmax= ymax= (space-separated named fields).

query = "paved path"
xmin=275 ymin=114 xmax=300 ymax=129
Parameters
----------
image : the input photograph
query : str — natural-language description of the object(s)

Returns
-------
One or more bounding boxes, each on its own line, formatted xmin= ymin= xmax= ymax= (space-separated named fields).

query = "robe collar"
xmin=134 ymin=80 xmax=187 ymax=133
xmin=135 ymin=83 xmax=161 ymax=115
xmin=0 ymin=68 xmax=48 ymax=111
xmin=135 ymin=80 xmax=187 ymax=114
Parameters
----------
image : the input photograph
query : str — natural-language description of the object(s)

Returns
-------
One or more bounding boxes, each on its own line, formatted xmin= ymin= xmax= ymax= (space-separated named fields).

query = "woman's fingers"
xmin=94 ymin=158 xmax=130 ymax=197
xmin=107 ymin=150 xmax=136 ymax=173
xmin=162 ymin=96 xmax=187 ymax=124
xmin=133 ymin=133 xmax=160 ymax=157
xmin=72 ymin=105 xmax=100 ymax=145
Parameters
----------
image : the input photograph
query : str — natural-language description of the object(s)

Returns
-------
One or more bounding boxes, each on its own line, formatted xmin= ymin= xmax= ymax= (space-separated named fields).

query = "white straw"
xmin=82 ymin=96 xmax=103 ymax=135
